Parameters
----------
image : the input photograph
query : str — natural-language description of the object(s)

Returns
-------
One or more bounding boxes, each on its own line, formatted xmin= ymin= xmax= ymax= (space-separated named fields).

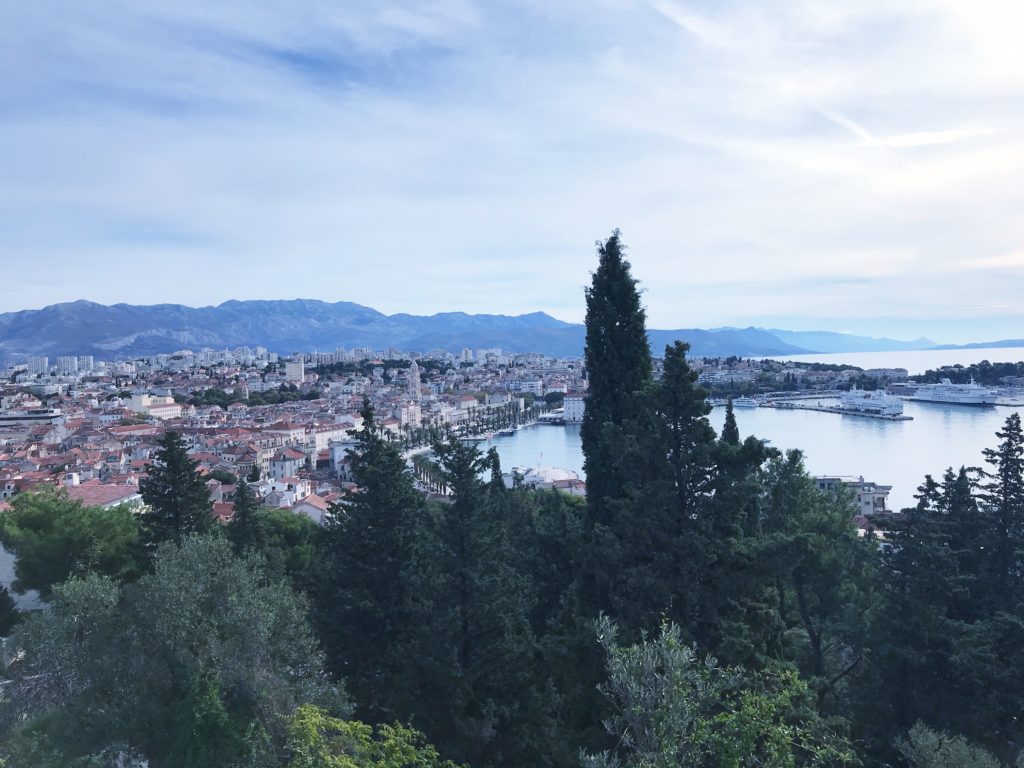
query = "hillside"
xmin=0 ymin=299 xmax=812 ymax=359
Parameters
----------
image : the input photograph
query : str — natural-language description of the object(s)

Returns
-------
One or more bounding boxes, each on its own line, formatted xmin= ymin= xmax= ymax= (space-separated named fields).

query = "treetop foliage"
xmin=4 ymin=232 xmax=1024 ymax=767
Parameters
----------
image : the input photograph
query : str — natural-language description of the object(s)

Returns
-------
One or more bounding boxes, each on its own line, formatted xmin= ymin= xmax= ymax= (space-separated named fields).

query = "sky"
xmin=2 ymin=0 xmax=1023 ymax=343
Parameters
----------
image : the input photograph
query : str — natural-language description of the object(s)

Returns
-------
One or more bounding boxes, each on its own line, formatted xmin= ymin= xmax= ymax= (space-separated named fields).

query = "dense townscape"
xmin=0 ymin=347 xmax=583 ymax=524
xmin=0 ymin=340 xmax=952 ymax=525
xmin=1 ymin=236 xmax=1024 ymax=768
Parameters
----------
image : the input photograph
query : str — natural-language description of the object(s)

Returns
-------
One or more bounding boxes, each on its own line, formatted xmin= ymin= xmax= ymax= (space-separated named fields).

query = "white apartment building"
xmin=814 ymin=475 xmax=892 ymax=516
xmin=329 ymin=438 xmax=360 ymax=480
xmin=285 ymin=357 xmax=305 ymax=383
xmin=563 ymin=394 xmax=586 ymax=423
xmin=128 ymin=393 xmax=182 ymax=420
xmin=305 ymin=423 xmax=353 ymax=452
xmin=398 ymin=403 xmax=422 ymax=428
xmin=697 ymin=369 xmax=756 ymax=386
xmin=56 ymin=356 xmax=79 ymax=375
xmin=863 ymin=368 xmax=909 ymax=381
xmin=507 ymin=379 xmax=544 ymax=396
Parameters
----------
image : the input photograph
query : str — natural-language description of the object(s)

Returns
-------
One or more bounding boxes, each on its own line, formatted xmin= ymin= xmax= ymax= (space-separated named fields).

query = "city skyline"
xmin=3 ymin=1 xmax=1023 ymax=341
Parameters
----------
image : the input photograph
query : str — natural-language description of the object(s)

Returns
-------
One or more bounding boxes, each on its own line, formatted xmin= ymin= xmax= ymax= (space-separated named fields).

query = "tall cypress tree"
xmin=226 ymin=479 xmax=262 ymax=555
xmin=140 ymin=431 xmax=213 ymax=548
xmin=656 ymin=342 xmax=718 ymax=524
xmin=600 ymin=341 xmax=720 ymax=634
xmin=573 ymin=232 xmax=656 ymax=748
xmin=581 ymin=230 xmax=652 ymax=529
xmin=722 ymin=398 xmax=740 ymax=445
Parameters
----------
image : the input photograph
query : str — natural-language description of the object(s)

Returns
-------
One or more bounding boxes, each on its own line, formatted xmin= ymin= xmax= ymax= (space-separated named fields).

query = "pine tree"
xmin=580 ymin=230 xmax=652 ymax=530
xmin=226 ymin=479 xmax=262 ymax=555
xmin=695 ymin=416 xmax=774 ymax=666
xmin=939 ymin=466 xmax=983 ymax=621
xmin=139 ymin=431 xmax=213 ymax=548
xmin=316 ymin=402 xmax=425 ymax=724
xmin=979 ymin=413 xmax=1024 ymax=608
xmin=485 ymin=447 xmax=505 ymax=494
xmin=853 ymin=474 xmax=965 ymax=759
xmin=247 ymin=464 xmax=261 ymax=482
xmin=759 ymin=451 xmax=874 ymax=710
xmin=597 ymin=342 xmax=719 ymax=634
xmin=656 ymin=342 xmax=718 ymax=524
xmin=405 ymin=435 xmax=545 ymax=767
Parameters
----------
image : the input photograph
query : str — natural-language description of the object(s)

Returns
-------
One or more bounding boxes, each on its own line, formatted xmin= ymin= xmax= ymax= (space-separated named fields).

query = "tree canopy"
xmin=0 ymin=488 xmax=141 ymax=599
xmin=139 ymin=430 xmax=213 ymax=547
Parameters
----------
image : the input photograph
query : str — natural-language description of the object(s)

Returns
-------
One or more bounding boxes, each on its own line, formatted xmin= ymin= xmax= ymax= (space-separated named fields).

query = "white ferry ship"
xmin=839 ymin=388 xmax=904 ymax=417
xmin=909 ymin=377 xmax=997 ymax=406
xmin=731 ymin=397 xmax=759 ymax=408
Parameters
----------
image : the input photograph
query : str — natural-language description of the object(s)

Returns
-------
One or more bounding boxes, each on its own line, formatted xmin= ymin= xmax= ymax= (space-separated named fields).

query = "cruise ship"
xmin=731 ymin=396 xmax=759 ymax=408
xmin=909 ymin=377 xmax=997 ymax=406
xmin=839 ymin=388 xmax=904 ymax=417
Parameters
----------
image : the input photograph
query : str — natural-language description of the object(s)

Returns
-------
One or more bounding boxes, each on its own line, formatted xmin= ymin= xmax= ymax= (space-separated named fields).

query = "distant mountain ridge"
xmin=0 ymin=298 xmax=936 ymax=360
xmin=929 ymin=339 xmax=1024 ymax=350
xmin=765 ymin=329 xmax=936 ymax=353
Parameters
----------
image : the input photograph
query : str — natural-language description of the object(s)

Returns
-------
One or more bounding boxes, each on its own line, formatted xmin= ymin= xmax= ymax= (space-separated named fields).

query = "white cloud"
xmin=961 ymin=253 xmax=1024 ymax=271
xmin=0 ymin=0 xmax=1022 ymax=341
xmin=650 ymin=0 xmax=735 ymax=48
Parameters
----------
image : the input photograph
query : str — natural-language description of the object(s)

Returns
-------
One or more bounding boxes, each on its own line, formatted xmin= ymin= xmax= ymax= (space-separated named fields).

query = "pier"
xmin=767 ymin=401 xmax=912 ymax=420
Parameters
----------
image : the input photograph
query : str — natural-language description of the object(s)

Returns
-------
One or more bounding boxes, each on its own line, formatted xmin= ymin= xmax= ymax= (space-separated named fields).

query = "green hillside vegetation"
xmin=2 ymin=233 xmax=1024 ymax=766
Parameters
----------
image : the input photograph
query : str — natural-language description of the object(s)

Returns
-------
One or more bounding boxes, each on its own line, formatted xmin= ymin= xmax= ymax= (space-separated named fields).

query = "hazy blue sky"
xmin=2 ymin=1 xmax=1022 ymax=342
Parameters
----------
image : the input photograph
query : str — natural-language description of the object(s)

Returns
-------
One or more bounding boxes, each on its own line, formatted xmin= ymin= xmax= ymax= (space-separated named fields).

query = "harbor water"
xmin=483 ymin=348 xmax=1024 ymax=512
xmin=483 ymin=404 xmax=1020 ymax=512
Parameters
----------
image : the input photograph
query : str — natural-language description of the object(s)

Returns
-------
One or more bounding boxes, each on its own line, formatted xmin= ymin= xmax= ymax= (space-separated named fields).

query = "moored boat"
xmin=840 ymin=387 xmax=904 ymax=417
xmin=909 ymin=377 xmax=996 ymax=406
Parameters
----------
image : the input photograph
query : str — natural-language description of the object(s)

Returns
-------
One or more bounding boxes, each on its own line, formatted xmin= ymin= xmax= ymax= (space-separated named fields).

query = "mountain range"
xmin=0 ymin=298 xmax=964 ymax=361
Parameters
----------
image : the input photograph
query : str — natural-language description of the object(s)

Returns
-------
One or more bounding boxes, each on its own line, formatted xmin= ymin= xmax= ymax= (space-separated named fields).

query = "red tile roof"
xmin=294 ymin=493 xmax=329 ymax=512
xmin=212 ymin=501 xmax=235 ymax=522
xmin=66 ymin=484 xmax=142 ymax=508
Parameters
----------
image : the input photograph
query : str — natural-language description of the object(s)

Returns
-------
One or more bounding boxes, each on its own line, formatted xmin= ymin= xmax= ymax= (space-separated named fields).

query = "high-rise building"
xmin=77 ymin=355 xmax=95 ymax=372
xmin=56 ymin=356 xmax=79 ymax=375
xmin=28 ymin=356 xmax=49 ymax=374
xmin=285 ymin=356 xmax=305 ymax=383
xmin=408 ymin=360 xmax=422 ymax=402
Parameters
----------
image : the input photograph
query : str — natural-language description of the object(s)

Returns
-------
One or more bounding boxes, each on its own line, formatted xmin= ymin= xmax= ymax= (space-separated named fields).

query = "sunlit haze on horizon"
xmin=2 ymin=1 xmax=1023 ymax=342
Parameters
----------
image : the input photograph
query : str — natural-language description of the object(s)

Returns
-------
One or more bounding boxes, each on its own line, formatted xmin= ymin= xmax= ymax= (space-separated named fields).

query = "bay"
xmin=483 ymin=347 xmax=1024 ymax=512
xmin=485 ymin=404 xmax=1019 ymax=513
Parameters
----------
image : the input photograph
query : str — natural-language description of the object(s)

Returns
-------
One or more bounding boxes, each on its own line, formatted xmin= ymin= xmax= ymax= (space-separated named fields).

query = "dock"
xmin=767 ymin=401 xmax=912 ymax=421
